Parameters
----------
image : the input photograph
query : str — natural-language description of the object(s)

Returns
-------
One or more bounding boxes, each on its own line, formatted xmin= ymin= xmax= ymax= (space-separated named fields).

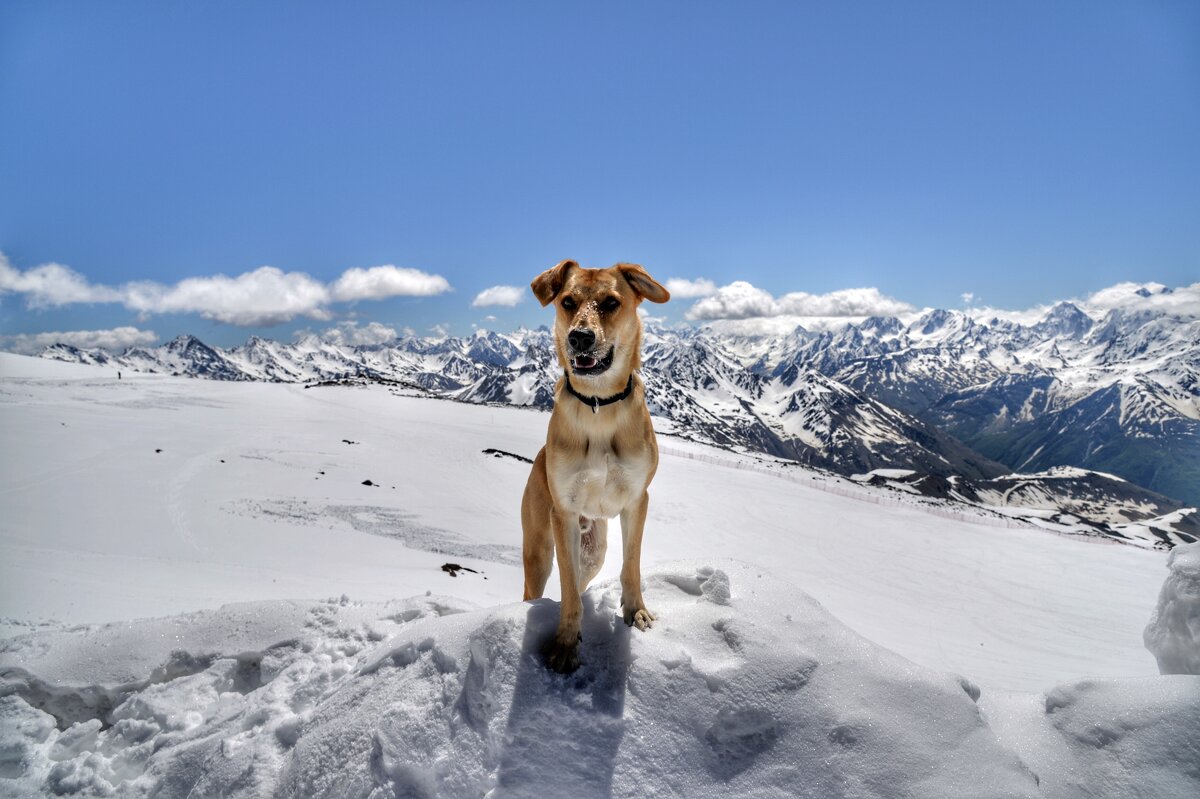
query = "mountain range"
xmin=35 ymin=296 xmax=1200 ymax=546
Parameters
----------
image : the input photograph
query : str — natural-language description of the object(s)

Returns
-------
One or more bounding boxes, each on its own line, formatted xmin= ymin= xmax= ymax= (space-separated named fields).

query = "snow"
xmin=982 ymin=678 xmax=1200 ymax=799
xmin=1 ymin=353 xmax=1196 ymax=796
xmin=3 ymin=564 xmax=1197 ymax=797
xmin=1144 ymin=542 xmax=1200 ymax=675
xmin=853 ymin=468 xmax=918 ymax=480
xmin=0 ymin=352 xmax=123 ymax=380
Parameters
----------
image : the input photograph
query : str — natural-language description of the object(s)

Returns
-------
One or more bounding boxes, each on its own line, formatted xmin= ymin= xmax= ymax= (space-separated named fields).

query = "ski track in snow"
xmin=229 ymin=499 xmax=522 ymax=566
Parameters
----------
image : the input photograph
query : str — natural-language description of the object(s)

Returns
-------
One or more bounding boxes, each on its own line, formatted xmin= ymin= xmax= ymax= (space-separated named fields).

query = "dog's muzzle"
xmin=570 ymin=347 xmax=614 ymax=376
xmin=567 ymin=327 xmax=614 ymax=375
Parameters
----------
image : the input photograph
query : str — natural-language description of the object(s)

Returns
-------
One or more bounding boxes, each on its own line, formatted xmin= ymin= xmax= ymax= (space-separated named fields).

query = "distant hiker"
xmin=118 ymin=371 xmax=122 ymax=380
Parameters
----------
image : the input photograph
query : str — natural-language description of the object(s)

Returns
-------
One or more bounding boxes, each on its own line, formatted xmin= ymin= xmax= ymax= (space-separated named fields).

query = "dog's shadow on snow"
xmin=493 ymin=592 xmax=632 ymax=797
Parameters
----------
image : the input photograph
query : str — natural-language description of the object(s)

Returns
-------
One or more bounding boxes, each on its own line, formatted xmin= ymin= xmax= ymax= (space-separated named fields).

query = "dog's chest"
xmin=553 ymin=440 xmax=650 ymax=520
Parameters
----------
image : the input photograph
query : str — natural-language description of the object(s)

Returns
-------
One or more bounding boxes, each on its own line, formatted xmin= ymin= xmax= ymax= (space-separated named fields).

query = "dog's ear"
xmin=617 ymin=263 xmax=670 ymax=304
xmin=531 ymin=260 xmax=578 ymax=306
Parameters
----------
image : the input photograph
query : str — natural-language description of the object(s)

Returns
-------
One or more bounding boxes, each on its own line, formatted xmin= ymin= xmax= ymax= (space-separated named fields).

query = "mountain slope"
xmin=968 ymin=379 xmax=1200 ymax=506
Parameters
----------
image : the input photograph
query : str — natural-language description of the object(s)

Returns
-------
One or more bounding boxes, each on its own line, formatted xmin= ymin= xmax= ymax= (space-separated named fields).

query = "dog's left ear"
xmin=531 ymin=259 xmax=578 ymax=306
xmin=617 ymin=263 xmax=670 ymax=304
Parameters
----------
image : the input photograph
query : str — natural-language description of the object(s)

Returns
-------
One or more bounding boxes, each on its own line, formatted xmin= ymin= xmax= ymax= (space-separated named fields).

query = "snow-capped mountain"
xmin=30 ymin=298 xmax=1200 ymax=520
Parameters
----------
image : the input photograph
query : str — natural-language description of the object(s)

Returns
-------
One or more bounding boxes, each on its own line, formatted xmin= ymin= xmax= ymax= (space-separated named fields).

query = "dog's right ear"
xmin=531 ymin=260 xmax=578 ymax=306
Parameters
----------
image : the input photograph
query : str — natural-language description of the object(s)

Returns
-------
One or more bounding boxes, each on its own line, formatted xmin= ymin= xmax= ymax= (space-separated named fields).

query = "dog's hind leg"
xmin=577 ymin=517 xmax=608 ymax=593
xmin=521 ymin=449 xmax=553 ymax=600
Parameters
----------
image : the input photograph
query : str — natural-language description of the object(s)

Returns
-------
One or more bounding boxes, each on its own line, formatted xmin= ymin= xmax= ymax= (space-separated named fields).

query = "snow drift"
xmin=1144 ymin=541 xmax=1200 ymax=675
xmin=3 ymin=562 xmax=1198 ymax=798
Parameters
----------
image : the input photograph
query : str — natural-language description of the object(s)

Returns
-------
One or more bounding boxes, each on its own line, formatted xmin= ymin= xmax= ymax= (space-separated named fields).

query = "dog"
xmin=521 ymin=260 xmax=670 ymax=672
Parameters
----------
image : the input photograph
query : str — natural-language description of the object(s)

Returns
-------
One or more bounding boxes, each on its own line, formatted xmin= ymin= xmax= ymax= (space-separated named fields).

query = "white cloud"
xmin=961 ymin=292 xmax=975 ymax=306
xmin=0 ymin=254 xmax=453 ymax=327
xmin=967 ymin=281 xmax=1200 ymax=327
xmin=123 ymin=266 xmax=333 ymax=326
xmin=0 ymin=254 xmax=121 ymax=307
xmin=686 ymin=281 xmax=776 ymax=319
xmin=428 ymin=323 xmax=451 ymax=337
xmin=965 ymin=305 xmax=1054 ymax=326
xmin=317 ymin=321 xmax=399 ymax=346
xmin=0 ymin=326 xmax=157 ymax=355
xmin=471 ymin=285 xmax=525 ymax=307
xmin=685 ymin=281 xmax=914 ymax=321
xmin=702 ymin=316 xmax=860 ymax=337
xmin=1078 ymin=281 xmax=1200 ymax=318
xmin=331 ymin=265 xmax=451 ymax=302
xmin=664 ymin=278 xmax=717 ymax=298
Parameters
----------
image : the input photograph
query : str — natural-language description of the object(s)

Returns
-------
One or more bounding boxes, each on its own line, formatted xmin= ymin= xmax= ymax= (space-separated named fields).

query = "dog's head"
xmin=531 ymin=260 xmax=670 ymax=389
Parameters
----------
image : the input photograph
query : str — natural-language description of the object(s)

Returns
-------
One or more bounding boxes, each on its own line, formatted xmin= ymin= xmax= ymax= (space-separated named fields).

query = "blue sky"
xmin=1 ymin=1 xmax=1198 ymax=349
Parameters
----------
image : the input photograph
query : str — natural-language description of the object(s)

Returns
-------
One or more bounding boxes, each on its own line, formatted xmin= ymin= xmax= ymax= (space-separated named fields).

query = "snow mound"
xmin=2 ymin=562 xmax=1197 ymax=798
xmin=1041 ymin=678 xmax=1200 ymax=797
xmin=1144 ymin=541 xmax=1200 ymax=674
xmin=986 ymin=677 xmax=1200 ymax=799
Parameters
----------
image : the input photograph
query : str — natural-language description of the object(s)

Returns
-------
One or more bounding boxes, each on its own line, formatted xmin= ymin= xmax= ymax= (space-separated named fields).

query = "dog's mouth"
xmin=571 ymin=348 xmax=614 ymax=376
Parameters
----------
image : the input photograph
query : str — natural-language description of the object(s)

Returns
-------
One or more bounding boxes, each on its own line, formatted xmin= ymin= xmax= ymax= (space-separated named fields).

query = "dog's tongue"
xmin=574 ymin=355 xmax=597 ymax=369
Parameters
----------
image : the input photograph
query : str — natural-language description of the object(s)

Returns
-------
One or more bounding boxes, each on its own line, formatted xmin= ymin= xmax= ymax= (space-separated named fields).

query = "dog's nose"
xmin=568 ymin=328 xmax=596 ymax=352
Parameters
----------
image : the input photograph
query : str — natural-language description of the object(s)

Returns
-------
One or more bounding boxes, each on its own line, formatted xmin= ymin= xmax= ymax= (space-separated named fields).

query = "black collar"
xmin=563 ymin=374 xmax=635 ymax=413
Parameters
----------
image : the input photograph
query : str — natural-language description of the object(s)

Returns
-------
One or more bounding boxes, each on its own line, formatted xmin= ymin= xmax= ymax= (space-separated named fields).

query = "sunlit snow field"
xmin=0 ymin=352 xmax=1164 ymax=690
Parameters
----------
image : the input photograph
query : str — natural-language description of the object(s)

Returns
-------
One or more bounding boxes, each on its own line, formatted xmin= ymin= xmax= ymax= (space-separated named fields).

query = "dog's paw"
xmin=624 ymin=607 xmax=656 ymax=631
xmin=542 ymin=633 xmax=582 ymax=674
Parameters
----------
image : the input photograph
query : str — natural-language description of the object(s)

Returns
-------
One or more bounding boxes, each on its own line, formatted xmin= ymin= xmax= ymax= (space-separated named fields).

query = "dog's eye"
xmin=561 ymin=297 xmax=577 ymax=311
xmin=600 ymin=297 xmax=620 ymax=313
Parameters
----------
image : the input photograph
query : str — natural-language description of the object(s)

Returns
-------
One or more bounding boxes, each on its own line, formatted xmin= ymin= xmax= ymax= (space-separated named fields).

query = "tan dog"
xmin=521 ymin=260 xmax=670 ymax=672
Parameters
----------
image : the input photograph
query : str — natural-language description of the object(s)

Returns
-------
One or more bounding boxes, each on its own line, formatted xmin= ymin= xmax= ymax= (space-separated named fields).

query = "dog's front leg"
xmin=619 ymin=490 xmax=656 ymax=630
xmin=545 ymin=508 xmax=583 ymax=673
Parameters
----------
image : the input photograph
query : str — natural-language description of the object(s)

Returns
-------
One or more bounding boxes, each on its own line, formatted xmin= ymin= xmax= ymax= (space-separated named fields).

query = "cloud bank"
xmin=0 ymin=254 xmax=452 ymax=326
xmin=1079 ymin=282 xmax=1200 ymax=318
xmin=0 ymin=259 xmax=122 ymax=307
xmin=969 ymin=281 xmax=1200 ymax=326
xmin=313 ymin=321 xmax=401 ymax=346
xmin=685 ymin=281 xmax=915 ymax=321
xmin=677 ymin=277 xmax=1200 ymax=335
xmin=0 ymin=326 xmax=158 ymax=355
xmin=472 ymin=285 xmax=525 ymax=307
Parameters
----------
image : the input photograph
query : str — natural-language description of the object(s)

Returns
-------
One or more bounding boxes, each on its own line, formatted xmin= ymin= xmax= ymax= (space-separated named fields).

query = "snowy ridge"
xmin=851 ymin=466 xmax=1196 ymax=549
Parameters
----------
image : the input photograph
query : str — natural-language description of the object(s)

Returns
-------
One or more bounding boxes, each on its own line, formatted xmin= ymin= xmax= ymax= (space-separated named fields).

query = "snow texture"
xmin=1144 ymin=542 xmax=1200 ymax=675
xmin=983 ymin=678 xmax=1200 ymax=799
xmin=2 ymin=354 xmax=1196 ymax=797
xmin=3 ymin=564 xmax=1197 ymax=797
